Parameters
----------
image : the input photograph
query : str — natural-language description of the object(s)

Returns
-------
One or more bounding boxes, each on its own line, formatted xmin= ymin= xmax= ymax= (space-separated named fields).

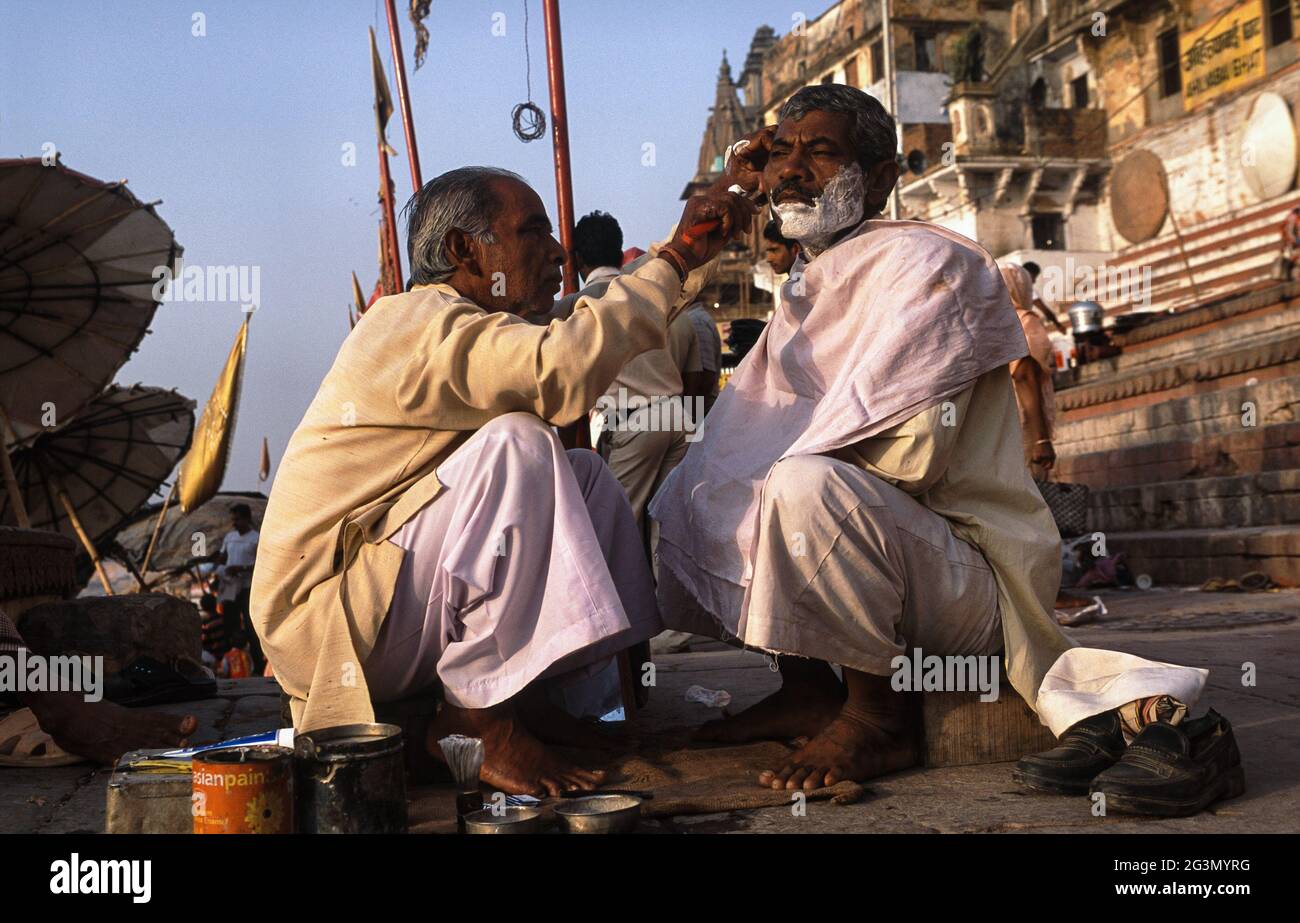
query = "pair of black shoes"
xmin=1012 ymin=708 xmax=1245 ymax=816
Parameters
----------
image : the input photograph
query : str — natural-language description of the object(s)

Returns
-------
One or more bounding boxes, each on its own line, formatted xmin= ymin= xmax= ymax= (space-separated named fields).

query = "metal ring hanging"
xmin=512 ymin=101 xmax=545 ymax=142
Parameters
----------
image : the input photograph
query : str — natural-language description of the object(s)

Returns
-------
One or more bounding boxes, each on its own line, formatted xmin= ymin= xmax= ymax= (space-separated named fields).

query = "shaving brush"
xmin=439 ymin=734 xmax=484 ymax=833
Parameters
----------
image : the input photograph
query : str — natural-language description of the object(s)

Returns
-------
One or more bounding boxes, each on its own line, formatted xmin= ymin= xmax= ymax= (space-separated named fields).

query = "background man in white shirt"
xmin=215 ymin=503 xmax=262 ymax=672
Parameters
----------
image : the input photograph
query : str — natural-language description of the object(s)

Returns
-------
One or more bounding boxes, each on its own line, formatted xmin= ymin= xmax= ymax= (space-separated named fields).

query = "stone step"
xmin=1070 ymin=288 xmax=1300 ymax=387
xmin=1055 ymin=420 xmax=1300 ymax=490
xmin=1054 ymin=373 xmax=1300 ymax=456
xmin=1055 ymin=316 xmax=1300 ymax=422
xmin=1104 ymin=525 xmax=1300 ymax=587
xmin=1088 ymin=470 xmax=1300 ymax=533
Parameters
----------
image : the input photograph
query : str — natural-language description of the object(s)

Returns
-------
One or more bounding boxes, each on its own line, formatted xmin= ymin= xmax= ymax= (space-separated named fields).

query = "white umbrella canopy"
xmin=0 ymin=384 xmax=195 ymax=545
xmin=0 ymin=158 xmax=181 ymax=447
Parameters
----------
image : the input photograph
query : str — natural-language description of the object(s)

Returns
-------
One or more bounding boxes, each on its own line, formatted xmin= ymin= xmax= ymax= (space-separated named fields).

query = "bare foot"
xmin=694 ymin=658 xmax=844 ymax=743
xmin=757 ymin=707 xmax=917 ymax=791
xmin=26 ymin=692 xmax=198 ymax=766
xmin=428 ymin=701 xmax=608 ymax=798
xmin=516 ymin=693 xmax=628 ymax=751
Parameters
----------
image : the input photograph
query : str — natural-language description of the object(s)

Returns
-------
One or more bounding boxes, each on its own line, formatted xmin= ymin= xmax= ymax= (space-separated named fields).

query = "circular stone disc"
xmin=1240 ymin=91 xmax=1297 ymax=201
xmin=1109 ymin=149 xmax=1169 ymax=245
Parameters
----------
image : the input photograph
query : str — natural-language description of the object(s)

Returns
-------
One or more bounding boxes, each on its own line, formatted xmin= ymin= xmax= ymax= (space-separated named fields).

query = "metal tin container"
xmin=192 ymin=745 xmax=294 ymax=834
xmin=294 ymin=723 xmax=407 ymax=834
xmin=1068 ymin=301 xmax=1104 ymax=335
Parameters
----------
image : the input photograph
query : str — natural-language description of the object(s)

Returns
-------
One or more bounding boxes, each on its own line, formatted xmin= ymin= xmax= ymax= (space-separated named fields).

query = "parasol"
xmin=0 ymin=384 xmax=195 ymax=592
xmin=110 ymin=490 xmax=265 ymax=577
xmin=0 ymin=158 xmax=180 ymax=528
xmin=0 ymin=159 xmax=181 ymax=445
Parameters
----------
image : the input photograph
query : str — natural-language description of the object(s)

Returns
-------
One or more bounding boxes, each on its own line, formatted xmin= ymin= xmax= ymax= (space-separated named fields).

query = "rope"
xmin=512 ymin=0 xmax=545 ymax=142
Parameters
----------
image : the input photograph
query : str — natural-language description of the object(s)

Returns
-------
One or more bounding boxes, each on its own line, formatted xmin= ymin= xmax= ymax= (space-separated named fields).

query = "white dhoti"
xmin=658 ymin=454 xmax=1003 ymax=671
xmin=363 ymin=412 xmax=662 ymax=709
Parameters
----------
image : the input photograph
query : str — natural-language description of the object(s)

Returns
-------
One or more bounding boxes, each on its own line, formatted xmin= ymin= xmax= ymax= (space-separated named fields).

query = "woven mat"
xmin=408 ymin=735 xmax=868 ymax=834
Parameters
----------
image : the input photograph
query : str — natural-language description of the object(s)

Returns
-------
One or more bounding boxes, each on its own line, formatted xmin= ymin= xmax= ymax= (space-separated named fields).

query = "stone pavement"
xmin=2 ymin=588 xmax=1296 ymax=834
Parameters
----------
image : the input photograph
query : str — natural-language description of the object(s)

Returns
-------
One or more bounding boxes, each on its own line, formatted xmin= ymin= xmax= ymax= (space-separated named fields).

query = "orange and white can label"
xmin=192 ymin=746 xmax=293 ymax=834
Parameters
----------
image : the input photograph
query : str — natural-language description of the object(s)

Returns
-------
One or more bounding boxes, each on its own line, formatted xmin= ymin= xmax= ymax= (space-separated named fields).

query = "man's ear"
xmin=444 ymin=228 xmax=484 ymax=279
xmin=864 ymin=158 xmax=901 ymax=215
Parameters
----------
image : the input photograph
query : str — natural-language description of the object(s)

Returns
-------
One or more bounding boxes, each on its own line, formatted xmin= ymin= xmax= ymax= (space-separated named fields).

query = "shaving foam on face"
xmin=773 ymin=162 xmax=866 ymax=251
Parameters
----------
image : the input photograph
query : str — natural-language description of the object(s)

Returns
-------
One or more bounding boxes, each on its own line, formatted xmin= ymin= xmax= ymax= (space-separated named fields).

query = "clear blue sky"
xmin=2 ymin=0 xmax=829 ymax=491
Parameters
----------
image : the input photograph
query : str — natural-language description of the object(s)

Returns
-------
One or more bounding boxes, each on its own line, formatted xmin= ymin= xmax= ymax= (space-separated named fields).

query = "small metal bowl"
xmin=462 ymin=806 xmax=543 ymax=834
xmin=553 ymin=794 xmax=642 ymax=834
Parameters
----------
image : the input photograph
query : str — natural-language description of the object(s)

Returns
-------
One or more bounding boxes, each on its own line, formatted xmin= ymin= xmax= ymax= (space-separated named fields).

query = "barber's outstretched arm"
xmin=397 ymin=187 xmax=756 ymax=428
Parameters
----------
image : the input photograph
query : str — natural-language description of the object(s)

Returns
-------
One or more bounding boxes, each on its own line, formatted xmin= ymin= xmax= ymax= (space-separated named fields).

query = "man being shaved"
xmin=252 ymin=167 xmax=752 ymax=796
xmin=651 ymin=86 xmax=1227 ymax=808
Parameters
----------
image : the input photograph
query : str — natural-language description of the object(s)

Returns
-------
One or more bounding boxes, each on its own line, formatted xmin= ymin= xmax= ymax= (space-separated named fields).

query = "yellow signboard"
xmin=1179 ymin=1 xmax=1266 ymax=111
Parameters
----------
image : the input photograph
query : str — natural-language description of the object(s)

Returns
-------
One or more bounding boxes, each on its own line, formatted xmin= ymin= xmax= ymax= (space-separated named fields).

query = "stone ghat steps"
xmin=1088 ymin=469 xmax=1300 ymax=534
xmin=1054 ymin=307 xmax=1300 ymax=420
xmin=1054 ymin=372 xmax=1300 ymax=460
xmin=1069 ymin=286 xmax=1300 ymax=388
xmin=1105 ymin=525 xmax=1300 ymax=587
xmin=1055 ymin=419 xmax=1300 ymax=490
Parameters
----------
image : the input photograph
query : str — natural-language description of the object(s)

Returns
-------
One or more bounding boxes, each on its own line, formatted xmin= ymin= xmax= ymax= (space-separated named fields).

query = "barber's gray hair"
xmin=778 ymin=85 xmax=897 ymax=168
xmin=403 ymin=166 xmax=525 ymax=286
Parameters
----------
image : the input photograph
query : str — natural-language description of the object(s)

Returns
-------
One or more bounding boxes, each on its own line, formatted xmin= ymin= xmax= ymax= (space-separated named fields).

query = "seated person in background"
xmin=199 ymin=593 xmax=225 ymax=669
xmin=685 ymin=303 xmax=722 ymax=415
xmin=546 ymin=209 xmax=709 ymax=541
xmin=218 ymin=633 xmax=254 ymax=679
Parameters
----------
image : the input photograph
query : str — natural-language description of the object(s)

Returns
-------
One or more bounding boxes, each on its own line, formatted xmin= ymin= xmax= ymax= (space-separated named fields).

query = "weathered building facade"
xmin=684 ymin=0 xmax=1300 ymax=584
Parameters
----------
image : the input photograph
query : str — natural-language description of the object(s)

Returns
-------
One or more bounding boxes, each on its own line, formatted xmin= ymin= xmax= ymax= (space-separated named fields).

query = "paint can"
xmin=192 ymin=745 xmax=294 ymax=834
xmin=294 ymin=723 xmax=407 ymax=834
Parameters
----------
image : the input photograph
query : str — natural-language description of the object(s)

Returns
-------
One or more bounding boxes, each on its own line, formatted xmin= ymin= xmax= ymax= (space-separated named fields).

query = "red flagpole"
xmin=542 ymin=0 xmax=578 ymax=296
xmin=378 ymin=145 xmax=404 ymax=293
xmin=383 ymin=0 xmax=423 ymax=194
xmin=541 ymin=0 xmax=588 ymax=450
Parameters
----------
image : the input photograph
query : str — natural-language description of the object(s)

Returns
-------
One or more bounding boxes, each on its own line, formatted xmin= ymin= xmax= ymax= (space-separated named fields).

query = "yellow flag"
xmin=178 ymin=318 xmax=248 ymax=512
xmin=370 ymin=27 xmax=398 ymax=156
xmin=351 ymin=270 xmax=366 ymax=326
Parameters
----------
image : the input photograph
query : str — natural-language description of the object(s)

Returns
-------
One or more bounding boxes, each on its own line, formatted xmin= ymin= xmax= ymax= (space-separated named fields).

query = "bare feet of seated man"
xmin=694 ymin=657 xmax=845 ymax=743
xmin=427 ymin=698 xmax=609 ymax=798
xmin=757 ymin=669 xmax=918 ymax=791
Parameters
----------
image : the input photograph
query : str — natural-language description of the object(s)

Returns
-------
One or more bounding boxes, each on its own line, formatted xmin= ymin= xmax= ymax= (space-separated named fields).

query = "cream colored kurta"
xmin=251 ymin=259 xmax=683 ymax=731
xmin=831 ymin=365 xmax=1072 ymax=702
